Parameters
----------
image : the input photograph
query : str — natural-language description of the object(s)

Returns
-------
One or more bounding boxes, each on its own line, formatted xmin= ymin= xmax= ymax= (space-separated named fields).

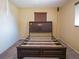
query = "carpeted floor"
xmin=0 ymin=40 xmax=79 ymax=59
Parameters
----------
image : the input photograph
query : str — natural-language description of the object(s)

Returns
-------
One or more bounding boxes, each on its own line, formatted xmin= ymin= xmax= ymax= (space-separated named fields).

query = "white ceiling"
xmin=10 ymin=0 xmax=68 ymax=8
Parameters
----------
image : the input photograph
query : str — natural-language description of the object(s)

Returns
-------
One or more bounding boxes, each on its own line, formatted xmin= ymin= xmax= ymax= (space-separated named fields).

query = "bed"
xmin=17 ymin=21 xmax=66 ymax=59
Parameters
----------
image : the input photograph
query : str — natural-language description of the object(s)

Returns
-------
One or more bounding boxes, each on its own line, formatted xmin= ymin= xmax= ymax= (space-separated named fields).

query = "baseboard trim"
xmin=0 ymin=40 xmax=19 ymax=55
xmin=59 ymin=39 xmax=79 ymax=55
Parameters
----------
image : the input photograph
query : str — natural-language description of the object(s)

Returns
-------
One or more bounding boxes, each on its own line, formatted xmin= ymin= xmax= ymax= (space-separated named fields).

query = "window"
xmin=75 ymin=1 xmax=79 ymax=26
xmin=34 ymin=12 xmax=47 ymax=22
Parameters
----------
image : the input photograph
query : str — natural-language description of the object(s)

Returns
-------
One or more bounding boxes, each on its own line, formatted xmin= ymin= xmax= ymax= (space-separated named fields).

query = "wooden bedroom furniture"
xmin=17 ymin=41 xmax=66 ymax=59
xmin=17 ymin=22 xmax=66 ymax=59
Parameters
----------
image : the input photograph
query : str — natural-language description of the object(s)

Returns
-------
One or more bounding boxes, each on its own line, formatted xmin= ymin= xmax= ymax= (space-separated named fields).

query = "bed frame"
xmin=28 ymin=21 xmax=53 ymax=39
xmin=29 ymin=21 xmax=52 ymax=33
xmin=17 ymin=21 xmax=66 ymax=59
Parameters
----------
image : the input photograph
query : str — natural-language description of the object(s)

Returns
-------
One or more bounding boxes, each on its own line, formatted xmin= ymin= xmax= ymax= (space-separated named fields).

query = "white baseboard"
xmin=59 ymin=39 xmax=79 ymax=55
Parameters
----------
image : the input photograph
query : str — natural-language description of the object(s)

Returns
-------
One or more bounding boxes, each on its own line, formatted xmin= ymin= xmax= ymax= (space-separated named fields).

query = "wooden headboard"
xmin=29 ymin=21 xmax=52 ymax=33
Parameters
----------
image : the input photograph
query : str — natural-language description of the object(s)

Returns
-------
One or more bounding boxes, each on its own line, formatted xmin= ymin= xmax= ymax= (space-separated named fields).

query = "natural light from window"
xmin=75 ymin=2 xmax=79 ymax=26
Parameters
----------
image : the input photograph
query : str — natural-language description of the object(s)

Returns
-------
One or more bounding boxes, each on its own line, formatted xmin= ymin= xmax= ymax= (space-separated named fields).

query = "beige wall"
xmin=0 ymin=0 xmax=19 ymax=54
xmin=59 ymin=0 xmax=79 ymax=53
xmin=18 ymin=8 xmax=58 ymax=39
